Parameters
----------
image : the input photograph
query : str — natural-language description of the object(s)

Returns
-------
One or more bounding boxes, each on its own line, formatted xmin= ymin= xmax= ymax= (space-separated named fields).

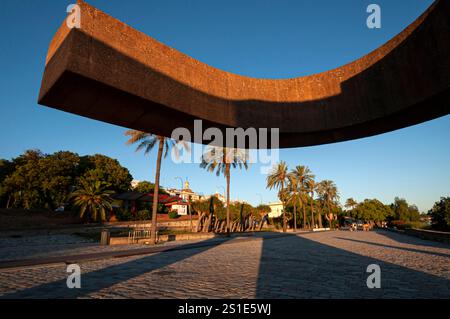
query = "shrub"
xmin=269 ymin=217 xmax=283 ymax=229
xmin=390 ymin=220 xmax=427 ymax=230
xmin=168 ymin=211 xmax=179 ymax=219
xmin=137 ymin=210 xmax=151 ymax=221
xmin=115 ymin=208 xmax=133 ymax=221
xmin=390 ymin=220 xmax=406 ymax=229
xmin=158 ymin=203 xmax=169 ymax=214
xmin=405 ymin=221 xmax=428 ymax=229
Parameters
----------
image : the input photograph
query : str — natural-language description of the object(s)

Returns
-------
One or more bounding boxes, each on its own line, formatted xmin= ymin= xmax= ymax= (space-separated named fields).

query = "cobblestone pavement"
xmin=0 ymin=230 xmax=448 ymax=299
xmin=0 ymin=233 xmax=218 ymax=262
xmin=0 ymin=234 xmax=152 ymax=262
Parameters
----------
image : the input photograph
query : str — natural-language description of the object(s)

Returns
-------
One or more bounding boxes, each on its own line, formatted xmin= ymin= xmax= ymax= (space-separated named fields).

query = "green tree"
xmin=2 ymin=150 xmax=45 ymax=209
xmin=345 ymin=198 xmax=358 ymax=211
xmin=0 ymin=159 xmax=15 ymax=182
xmin=351 ymin=199 xmax=393 ymax=222
xmin=391 ymin=197 xmax=420 ymax=222
xmin=317 ymin=180 xmax=339 ymax=229
xmin=80 ymin=154 xmax=132 ymax=193
xmin=391 ymin=197 xmax=409 ymax=221
xmin=256 ymin=204 xmax=271 ymax=215
xmin=266 ymin=161 xmax=289 ymax=232
xmin=0 ymin=159 xmax=14 ymax=207
xmin=255 ymin=204 xmax=271 ymax=230
xmin=289 ymin=166 xmax=314 ymax=229
xmin=284 ymin=180 xmax=300 ymax=231
xmin=306 ymin=178 xmax=318 ymax=228
xmin=125 ymin=130 xmax=189 ymax=244
xmin=134 ymin=181 xmax=168 ymax=194
xmin=70 ymin=179 xmax=114 ymax=222
xmin=408 ymin=204 xmax=421 ymax=222
xmin=429 ymin=197 xmax=450 ymax=231
xmin=1 ymin=150 xmax=131 ymax=211
xmin=39 ymin=151 xmax=80 ymax=209
xmin=191 ymin=195 xmax=226 ymax=232
xmin=200 ymin=147 xmax=249 ymax=236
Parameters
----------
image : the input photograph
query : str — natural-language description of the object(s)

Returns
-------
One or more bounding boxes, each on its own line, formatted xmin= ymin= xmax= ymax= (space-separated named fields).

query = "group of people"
xmin=349 ymin=222 xmax=371 ymax=231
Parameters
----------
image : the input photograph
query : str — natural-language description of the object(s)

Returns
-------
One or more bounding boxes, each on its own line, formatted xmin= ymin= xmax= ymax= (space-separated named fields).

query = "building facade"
xmin=166 ymin=181 xmax=205 ymax=202
xmin=268 ymin=202 xmax=284 ymax=218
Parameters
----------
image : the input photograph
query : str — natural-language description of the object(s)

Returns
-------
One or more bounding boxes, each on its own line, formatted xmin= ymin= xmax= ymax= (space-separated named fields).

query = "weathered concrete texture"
xmin=0 ymin=231 xmax=449 ymax=298
xmin=38 ymin=0 xmax=450 ymax=148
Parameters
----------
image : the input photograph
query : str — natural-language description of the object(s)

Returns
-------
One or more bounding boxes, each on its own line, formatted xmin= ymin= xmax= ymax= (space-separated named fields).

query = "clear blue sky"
xmin=0 ymin=0 xmax=448 ymax=212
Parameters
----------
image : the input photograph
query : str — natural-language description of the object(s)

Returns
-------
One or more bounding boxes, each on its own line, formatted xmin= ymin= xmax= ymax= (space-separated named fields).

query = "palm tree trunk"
xmin=280 ymin=183 xmax=287 ymax=233
xmin=6 ymin=195 xmax=11 ymax=209
xmin=195 ymin=212 xmax=204 ymax=232
xmin=203 ymin=213 xmax=212 ymax=232
xmin=150 ymin=137 xmax=164 ymax=244
xmin=293 ymin=201 xmax=297 ymax=232
xmin=303 ymin=203 xmax=307 ymax=229
xmin=328 ymin=203 xmax=333 ymax=230
xmin=226 ymin=163 xmax=231 ymax=236
xmin=188 ymin=202 xmax=192 ymax=232
xmin=310 ymin=191 xmax=315 ymax=229
xmin=318 ymin=207 xmax=323 ymax=228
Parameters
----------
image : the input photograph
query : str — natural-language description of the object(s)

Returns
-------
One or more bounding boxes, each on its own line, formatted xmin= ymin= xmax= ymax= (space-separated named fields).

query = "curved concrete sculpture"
xmin=38 ymin=0 xmax=450 ymax=148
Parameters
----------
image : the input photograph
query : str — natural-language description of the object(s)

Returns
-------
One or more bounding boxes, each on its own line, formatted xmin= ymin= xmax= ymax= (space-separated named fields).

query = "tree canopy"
xmin=349 ymin=199 xmax=393 ymax=222
xmin=0 ymin=150 xmax=132 ymax=210
xmin=429 ymin=197 xmax=450 ymax=231
xmin=79 ymin=154 xmax=132 ymax=193
xmin=133 ymin=181 xmax=168 ymax=195
xmin=390 ymin=197 xmax=420 ymax=222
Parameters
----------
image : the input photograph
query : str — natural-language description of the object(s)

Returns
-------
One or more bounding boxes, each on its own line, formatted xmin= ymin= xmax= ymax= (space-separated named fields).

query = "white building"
xmin=165 ymin=199 xmax=189 ymax=215
xmin=165 ymin=181 xmax=206 ymax=216
xmin=131 ymin=179 xmax=141 ymax=189
xmin=208 ymin=191 xmax=226 ymax=203
xmin=166 ymin=181 xmax=205 ymax=202
xmin=268 ymin=201 xmax=284 ymax=218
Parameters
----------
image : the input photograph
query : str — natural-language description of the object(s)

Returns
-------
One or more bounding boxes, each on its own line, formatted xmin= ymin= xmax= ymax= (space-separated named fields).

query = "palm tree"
xmin=266 ymin=161 xmax=289 ymax=232
xmin=200 ymin=147 xmax=249 ymax=236
xmin=125 ymin=130 xmax=189 ymax=244
xmin=256 ymin=204 xmax=271 ymax=230
xmin=306 ymin=178 xmax=317 ymax=229
xmin=70 ymin=179 xmax=114 ymax=223
xmin=317 ymin=180 xmax=339 ymax=229
xmin=345 ymin=198 xmax=358 ymax=211
xmin=286 ymin=175 xmax=299 ymax=231
xmin=290 ymin=166 xmax=314 ymax=229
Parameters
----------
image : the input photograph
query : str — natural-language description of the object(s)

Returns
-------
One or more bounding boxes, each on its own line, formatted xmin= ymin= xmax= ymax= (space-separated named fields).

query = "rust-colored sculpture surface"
xmin=38 ymin=0 xmax=450 ymax=148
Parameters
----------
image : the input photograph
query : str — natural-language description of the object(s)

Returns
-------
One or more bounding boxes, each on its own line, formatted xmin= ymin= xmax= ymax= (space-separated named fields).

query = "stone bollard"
xmin=100 ymin=229 xmax=110 ymax=246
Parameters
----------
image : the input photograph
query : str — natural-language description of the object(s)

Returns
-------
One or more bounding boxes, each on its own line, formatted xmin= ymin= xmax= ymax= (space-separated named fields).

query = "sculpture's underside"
xmin=38 ymin=0 xmax=450 ymax=148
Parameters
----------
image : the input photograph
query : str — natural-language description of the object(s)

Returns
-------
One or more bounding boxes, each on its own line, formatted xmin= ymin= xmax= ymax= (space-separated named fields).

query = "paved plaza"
xmin=0 ymin=230 xmax=449 ymax=299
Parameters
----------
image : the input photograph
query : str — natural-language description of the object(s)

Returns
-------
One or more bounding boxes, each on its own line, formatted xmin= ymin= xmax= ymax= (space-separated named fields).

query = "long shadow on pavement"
xmin=0 ymin=236 xmax=234 ymax=299
xmin=335 ymin=236 xmax=450 ymax=258
xmin=375 ymin=229 xmax=450 ymax=248
xmin=2 ymin=232 xmax=449 ymax=299
xmin=256 ymin=233 xmax=450 ymax=298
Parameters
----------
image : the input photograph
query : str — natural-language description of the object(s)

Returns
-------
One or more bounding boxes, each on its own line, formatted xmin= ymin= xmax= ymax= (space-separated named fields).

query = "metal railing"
xmin=128 ymin=226 xmax=151 ymax=244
